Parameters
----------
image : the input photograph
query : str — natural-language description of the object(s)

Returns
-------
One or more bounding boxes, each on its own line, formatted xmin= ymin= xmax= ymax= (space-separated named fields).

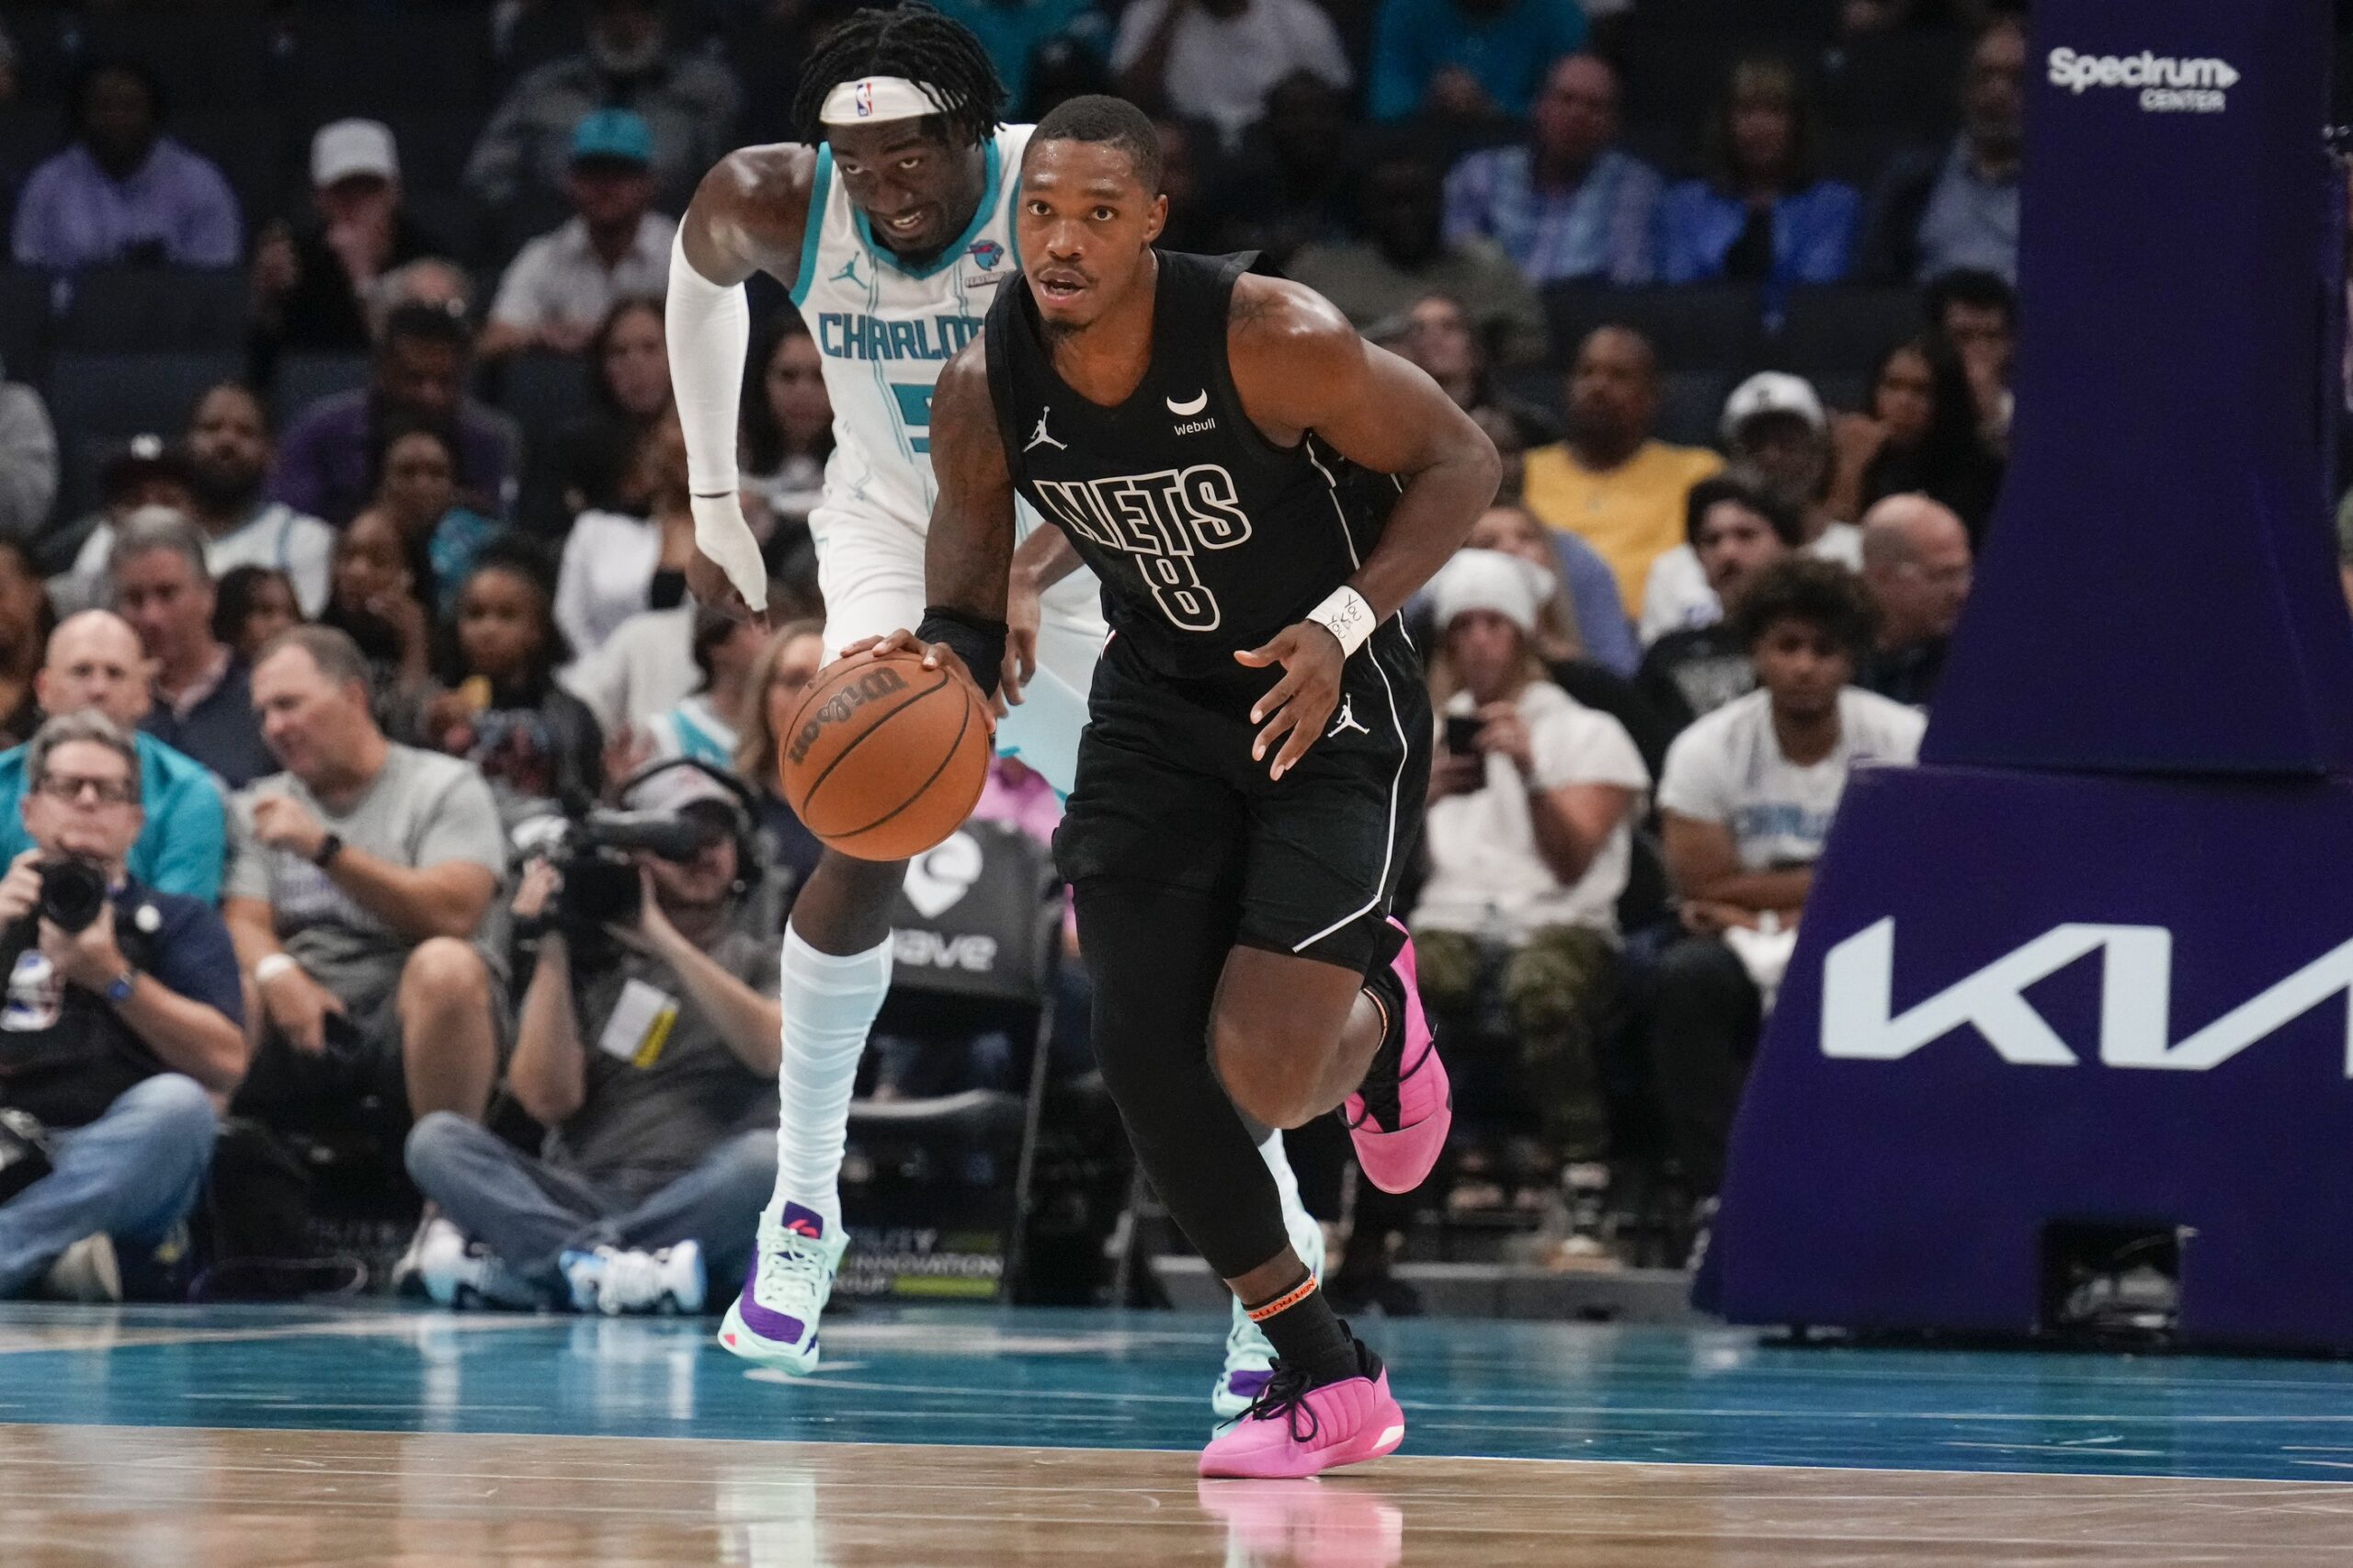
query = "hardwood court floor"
xmin=8 ymin=1426 xmax=2353 ymax=1566
xmin=2 ymin=1303 xmax=2351 ymax=1564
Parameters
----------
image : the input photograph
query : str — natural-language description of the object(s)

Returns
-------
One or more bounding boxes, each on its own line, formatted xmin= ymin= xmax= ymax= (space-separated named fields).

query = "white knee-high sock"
xmin=767 ymin=928 xmax=895 ymax=1234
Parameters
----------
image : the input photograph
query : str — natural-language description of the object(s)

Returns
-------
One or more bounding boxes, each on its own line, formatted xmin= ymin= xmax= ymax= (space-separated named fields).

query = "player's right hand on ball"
xmin=842 ymin=631 xmax=1002 ymax=730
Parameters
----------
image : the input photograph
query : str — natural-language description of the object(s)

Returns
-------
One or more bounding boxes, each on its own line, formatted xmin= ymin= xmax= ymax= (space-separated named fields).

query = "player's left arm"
xmin=848 ymin=339 xmax=1015 ymax=725
xmin=1228 ymin=276 xmax=1501 ymax=777
xmin=1004 ymin=526 xmax=1084 ymax=705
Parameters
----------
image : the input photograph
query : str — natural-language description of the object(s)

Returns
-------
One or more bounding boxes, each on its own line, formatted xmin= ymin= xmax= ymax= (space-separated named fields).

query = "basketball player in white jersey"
xmin=665 ymin=8 xmax=1322 ymax=1416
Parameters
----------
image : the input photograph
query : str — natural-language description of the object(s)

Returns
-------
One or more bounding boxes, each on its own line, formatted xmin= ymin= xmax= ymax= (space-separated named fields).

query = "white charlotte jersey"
xmin=790 ymin=122 xmax=1033 ymax=528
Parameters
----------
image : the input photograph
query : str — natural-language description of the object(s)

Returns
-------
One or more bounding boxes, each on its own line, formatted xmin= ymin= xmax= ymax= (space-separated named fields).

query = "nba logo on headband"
xmin=820 ymin=75 xmax=946 ymax=127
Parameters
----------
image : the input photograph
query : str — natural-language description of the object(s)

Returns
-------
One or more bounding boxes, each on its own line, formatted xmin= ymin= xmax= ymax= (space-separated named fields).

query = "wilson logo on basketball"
xmin=779 ymin=649 xmax=991 ymax=861
xmin=788 ymin=665 xmax=910 ymax=766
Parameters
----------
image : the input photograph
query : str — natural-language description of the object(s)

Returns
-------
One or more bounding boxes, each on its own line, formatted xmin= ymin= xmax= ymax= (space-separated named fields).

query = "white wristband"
xmin=253 ymin=953 xmax=299 ymax=988
xmin=1306 ymin=585 xmax=1376 ymax=658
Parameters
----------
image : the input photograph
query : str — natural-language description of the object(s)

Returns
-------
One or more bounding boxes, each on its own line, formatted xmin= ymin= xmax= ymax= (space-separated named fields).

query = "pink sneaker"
xmin=1343 ymin=921 xmax=1450 ymax=1194
xmin=1198 ymin=1358 xmax=1406 ymax=1479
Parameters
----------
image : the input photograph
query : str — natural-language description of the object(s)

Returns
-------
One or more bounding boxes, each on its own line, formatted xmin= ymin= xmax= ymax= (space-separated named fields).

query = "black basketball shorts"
xmin=1053 ymin=621 xmax=1430 ymax=974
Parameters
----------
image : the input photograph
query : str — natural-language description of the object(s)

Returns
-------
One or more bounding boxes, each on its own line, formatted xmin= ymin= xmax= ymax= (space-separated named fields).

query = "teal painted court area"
xmin=4 ymin=1301 xmax=2351 ymax=1483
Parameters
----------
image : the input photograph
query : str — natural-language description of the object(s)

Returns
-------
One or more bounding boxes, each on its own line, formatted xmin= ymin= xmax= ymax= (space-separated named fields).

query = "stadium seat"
xmin=400 ymin=189 xmax=490 ymax=274
xmin=56 ymin=268 xmax=249 ymax=354
xmin=284 ymin=11 xmax=494 ymax=117
xmin=1541 ymin=281 xmax=1761 ymax=372
xmin=359 ymin=108 xmax=490 ymax=200
xmin=846 ymin=823 xmax=1066 ymax=1302
xmin=1821 ymin=125 xmax=1913 ymax=191
xmin=81 ymin=10 xmax=286 ymax=112
xmin=45 ymin=350 xmax=239 ymax=517
xmin=1810 ymin=371 xmax=1869 ymax=418
xmin=1824 ymin=28 xmax=1970 ymax=142
xmin=2 ymin=11 xmax=76 ymax=106
xmin=1654 ymin=370 xmax=1734 ymax=449
xmin=1768 ymin=284 xmax=1923 ymax=375
xmin=0 ymin=103 xmax=63 ymax=199
xmin=495 ymin=352 xmax=592 ymax=444
xmin=273 ymin=353 xmax=371 ymax=428
xmin=1617 ymin=0 xmax=1836 ymax=39
xmin=174 ymin=108 xmax=289 ymax=233
xmin=1495 ymin=364 xmax=1565 ymax=430
xmin=1617 ymin=120 xmax=1694 ymax=182
xmin=1611 ymin=26 xmax=1753 ymax=131
xmin=0 ymin=270 xmax=58 ymax=387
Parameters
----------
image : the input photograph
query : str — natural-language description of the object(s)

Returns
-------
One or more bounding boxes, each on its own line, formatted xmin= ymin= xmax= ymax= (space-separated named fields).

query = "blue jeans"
xmin=404 ymin=1112 xmax=774 ymax=1304
xmin=0 ymin=1074 xmax=218 ymax=1297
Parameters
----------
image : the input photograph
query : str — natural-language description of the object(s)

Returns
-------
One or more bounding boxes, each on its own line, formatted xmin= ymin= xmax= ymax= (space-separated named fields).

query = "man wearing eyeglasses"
xmin=0 ymin=711 xmax=246 ymax=1301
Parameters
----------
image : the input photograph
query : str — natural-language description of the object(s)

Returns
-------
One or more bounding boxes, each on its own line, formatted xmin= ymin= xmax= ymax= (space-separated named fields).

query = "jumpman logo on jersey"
xmin=1327 ymin=695 xmax=1370 ymax=739
xmin=1026 ymin=410 xmax=1066 ymax=453
xmin=831 ymin=256 xmax=864 ymax=287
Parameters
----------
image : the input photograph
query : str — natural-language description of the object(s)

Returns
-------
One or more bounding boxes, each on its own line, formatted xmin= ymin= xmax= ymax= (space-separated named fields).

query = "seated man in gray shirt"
xmin=225 ymin=627 xmax=508 ymax=1132
xmin=402 ymin=760 xmax=781 ymax=1314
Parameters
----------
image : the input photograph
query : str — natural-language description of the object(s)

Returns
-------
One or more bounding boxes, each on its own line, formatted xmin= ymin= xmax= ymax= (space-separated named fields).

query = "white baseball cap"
xmin=1429 ymin=549 xmax=1544 ymax=636
xmin=1721 ymin=371 xmax=1825 ymax=443
xmin=311 ymin=119 xmax=399 ymax=187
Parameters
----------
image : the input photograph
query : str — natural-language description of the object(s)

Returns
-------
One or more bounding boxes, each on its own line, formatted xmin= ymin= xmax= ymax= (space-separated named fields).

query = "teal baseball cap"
xmin=571 ymin=109 xmax=654 ymax=168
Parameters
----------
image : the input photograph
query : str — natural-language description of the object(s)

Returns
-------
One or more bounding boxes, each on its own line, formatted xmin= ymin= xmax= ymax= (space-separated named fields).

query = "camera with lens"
xmin=530 ymin=808 xmax=724 ymax=939
xmin=34 ymin=857 xmax=108 ymax=934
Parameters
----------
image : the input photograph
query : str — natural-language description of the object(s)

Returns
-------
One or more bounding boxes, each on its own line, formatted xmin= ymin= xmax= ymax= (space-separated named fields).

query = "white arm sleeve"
xmin=665 ymin=226 xmax=767 ymax=611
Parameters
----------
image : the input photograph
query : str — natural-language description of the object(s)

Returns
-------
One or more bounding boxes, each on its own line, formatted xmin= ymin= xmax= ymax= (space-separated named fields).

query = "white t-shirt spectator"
xmin=1413 ymin=681 xmax=1650 ymax=944
xmin=555 ymin=509 xmax=665 ymax=658
xmin=560 ymin=604 xmax=697 ymax=736
xmin=1638 ymin=522 xmax=1865 ymax=646
xmin=228 ymin=744 xmax=507 ymax=1007
xmin=489 ymin=211 xmax=677 ymax=338
xmin=1657 ymin=687 xmax=1925 ymax=870
xmin=1111 ymin=0 xmax=1352 ymax=146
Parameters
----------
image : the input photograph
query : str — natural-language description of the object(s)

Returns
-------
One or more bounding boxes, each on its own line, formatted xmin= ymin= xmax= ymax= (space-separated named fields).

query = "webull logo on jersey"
xmin=1820 ymin=917 xmax=2353 ymax=1072
xmin=2046 ymin=46 xmax=2236 ymax=114
xmin=816 ymin=311 xmax=984 ymax=363
xmin=786 ymin=665 xmax=909 ymax=767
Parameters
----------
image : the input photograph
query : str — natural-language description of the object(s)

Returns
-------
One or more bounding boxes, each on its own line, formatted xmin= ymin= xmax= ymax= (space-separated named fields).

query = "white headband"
xmin=820 ymin=76 xmax=946 ymax=127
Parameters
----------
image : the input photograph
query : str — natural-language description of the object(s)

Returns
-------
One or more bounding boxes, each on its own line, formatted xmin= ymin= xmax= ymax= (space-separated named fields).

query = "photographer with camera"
xmin=0 ymin=711 xmax=246 ymax=1301
xmin=403 ymin=759 xmax=781 ymax=1314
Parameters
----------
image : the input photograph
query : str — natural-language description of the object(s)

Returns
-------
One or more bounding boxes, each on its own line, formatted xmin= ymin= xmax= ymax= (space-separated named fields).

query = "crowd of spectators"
xmin=0 ymin=0 xmax=2051 ymax=1299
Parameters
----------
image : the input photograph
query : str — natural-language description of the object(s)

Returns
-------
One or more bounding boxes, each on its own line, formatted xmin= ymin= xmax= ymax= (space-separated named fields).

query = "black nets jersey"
xmin=983 ymin=249 xmax=1398 ymax=681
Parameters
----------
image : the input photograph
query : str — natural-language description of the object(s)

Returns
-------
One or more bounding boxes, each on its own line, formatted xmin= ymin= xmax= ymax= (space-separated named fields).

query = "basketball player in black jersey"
xmin=858 ymin=96 xmax=1498 ymax=1478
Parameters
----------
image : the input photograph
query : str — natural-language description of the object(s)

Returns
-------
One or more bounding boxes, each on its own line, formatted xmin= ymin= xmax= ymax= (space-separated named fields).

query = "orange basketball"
xmin=779 ymin=649 xmax=992 ymax=861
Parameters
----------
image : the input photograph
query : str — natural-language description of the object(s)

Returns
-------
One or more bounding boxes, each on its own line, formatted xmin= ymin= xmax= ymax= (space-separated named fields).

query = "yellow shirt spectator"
xmin=1523 ymin=437 xmax=1723 ymax=613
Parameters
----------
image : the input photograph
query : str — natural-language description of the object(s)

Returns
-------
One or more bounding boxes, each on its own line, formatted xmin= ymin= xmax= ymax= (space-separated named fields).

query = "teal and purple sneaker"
xmin=719 ymin=1204 xmax=848 ymax=1374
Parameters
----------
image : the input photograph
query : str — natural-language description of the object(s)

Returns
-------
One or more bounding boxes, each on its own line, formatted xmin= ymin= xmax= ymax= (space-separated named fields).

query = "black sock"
xmin=1350 ymin=964 xmax=1411 ymax=1130
xmin=1360 ymin=961 xmax=1406 ymax=1069
xmin=1244 ymin=1274 xmax=1361 ymax=1387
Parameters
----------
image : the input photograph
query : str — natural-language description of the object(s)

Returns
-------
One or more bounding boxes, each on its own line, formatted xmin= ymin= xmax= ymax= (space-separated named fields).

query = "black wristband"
xmin=915 ymin=606 xmax=1007 ymax=699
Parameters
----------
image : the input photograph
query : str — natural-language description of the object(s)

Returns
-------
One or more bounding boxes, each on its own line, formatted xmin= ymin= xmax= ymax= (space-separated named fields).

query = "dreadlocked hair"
xmin=791 ymin=6 xmax=1005 ymax=149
